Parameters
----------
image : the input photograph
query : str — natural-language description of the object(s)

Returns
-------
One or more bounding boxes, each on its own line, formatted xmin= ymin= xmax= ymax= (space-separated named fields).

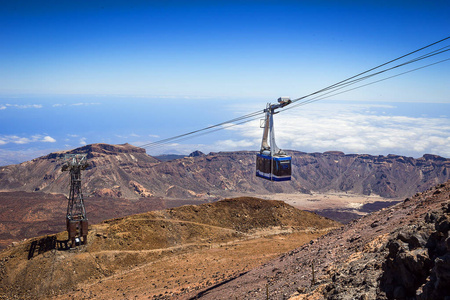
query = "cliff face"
xmin=291 ymin=152 xmax=449 ymax=198
xmin=0 ymin=144 xmax=448 ymax=199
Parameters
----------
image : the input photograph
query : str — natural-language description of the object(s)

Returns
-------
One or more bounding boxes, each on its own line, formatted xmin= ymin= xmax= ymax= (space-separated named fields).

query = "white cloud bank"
xmin=223 ymin=103 xmax=450 ymax=158
xmin=103 ymin=102 xmax=449 ymax=159
xmin=0 ymin=134 xmax=56 ymax=145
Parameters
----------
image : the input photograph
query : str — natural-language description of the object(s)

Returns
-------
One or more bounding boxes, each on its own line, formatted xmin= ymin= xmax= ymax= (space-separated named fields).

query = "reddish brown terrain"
xmin=0 ymin=192 xmax=202 ymax=249
xmin=0 ymin=143 xmax=448 ymax=200
xmin=0 ymin=143 xmax=448 ymax=253
xmin=1 ymin=182 xmax=449 ymax=300
xmin=0 ymin=191 xmax=206 ymax=250
xmin=0 ymin=142 xmax=449 ymax=299
xmin=188 ymin=180 xmax=450 ymax=300
xmin=0 ymin=197 xmax=339 ymax=299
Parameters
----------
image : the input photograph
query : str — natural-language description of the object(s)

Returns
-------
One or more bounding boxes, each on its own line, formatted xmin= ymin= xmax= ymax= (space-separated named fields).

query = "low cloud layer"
xmin=143 ymin=103 xmax=449 ymax=158
xmin=228 ymin=103 xmax=450 ymax=158
xmin=0 ymin=148 xmax=54 ymax=166
xmin=1 ymin=101 xmax=448 ymax=165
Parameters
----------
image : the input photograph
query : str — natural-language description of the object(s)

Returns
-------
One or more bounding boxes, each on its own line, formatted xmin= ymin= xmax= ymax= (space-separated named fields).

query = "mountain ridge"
xmin=0 ymin=143 xmax=448 ymax=200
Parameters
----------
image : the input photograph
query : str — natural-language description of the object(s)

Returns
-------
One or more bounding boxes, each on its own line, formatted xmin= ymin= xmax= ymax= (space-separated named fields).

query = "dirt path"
xmin=121 ymin=217 xmax=244 ymax=234
xmin=53 ymin=230 xmax=329 ymax=300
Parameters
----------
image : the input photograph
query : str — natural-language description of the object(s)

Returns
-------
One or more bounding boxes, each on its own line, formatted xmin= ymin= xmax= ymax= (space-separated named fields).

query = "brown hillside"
xmin=0 ymin=191 xmax=176 ymax=250
xmin=0 ymin=197 xmax=339 ymax=300
xmin=157 ymin=197 xmax=337 ymax=232
xmin=84 ymin=197 xmax=338 ymax=253
xmin=189 ymin=180 xmax=450 ymax=300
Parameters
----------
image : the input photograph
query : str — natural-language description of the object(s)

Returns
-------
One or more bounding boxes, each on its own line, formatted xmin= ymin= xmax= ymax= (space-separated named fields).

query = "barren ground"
xmin=0 ymin=197 xmax=339 ymax=300
xmin=188 ymin=182 xmax=450 ymax=299
xmin=255 ymin=192 xmax=397 ymax=212
xmin=53 ymin=230 xmax=328 ymax=299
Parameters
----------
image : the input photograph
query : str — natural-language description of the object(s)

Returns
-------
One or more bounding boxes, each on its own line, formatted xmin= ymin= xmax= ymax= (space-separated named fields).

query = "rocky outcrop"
xmin=380 ymin=199 xmax=450 ymax=299
xmin=318 ymin=192 xmax=450 ymax=300
xmin=129 ymin=180 xmax=153 ymax=197
xmin=189 ymin=150 xmax=205 ymax=157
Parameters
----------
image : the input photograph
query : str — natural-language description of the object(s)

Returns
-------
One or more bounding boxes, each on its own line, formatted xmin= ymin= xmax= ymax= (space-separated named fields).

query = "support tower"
xmin=62 ymin=154 xmax=89 ymax=247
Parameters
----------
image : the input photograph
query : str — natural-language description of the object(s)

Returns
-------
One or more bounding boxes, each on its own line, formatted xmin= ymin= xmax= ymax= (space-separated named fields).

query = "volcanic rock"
xmin=0 ymin=144 xmax=448 ymax=200
xmin=188 ymin=180 xmax=450 ymax=300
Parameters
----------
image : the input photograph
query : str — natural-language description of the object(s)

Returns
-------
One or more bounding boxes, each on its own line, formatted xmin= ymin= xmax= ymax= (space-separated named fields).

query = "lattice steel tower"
xmin=62 ymin=154 xmax=89 ymax=247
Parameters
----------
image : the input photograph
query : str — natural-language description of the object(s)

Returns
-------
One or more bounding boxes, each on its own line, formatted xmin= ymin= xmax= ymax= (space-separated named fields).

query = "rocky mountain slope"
xmin=0 ymin=197 xmax=339 ymax=299
xmin=0 ymin=143 xmax=448 ymax=200
xmin=189 ymin=180 xmax=450 ymax=300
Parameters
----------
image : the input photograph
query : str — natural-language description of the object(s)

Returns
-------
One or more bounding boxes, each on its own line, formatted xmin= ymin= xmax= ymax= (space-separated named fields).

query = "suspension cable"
xmin=282 ymin=57 xmax=450 ymax=112
xmin=290 ymin=36 xmax=450 ymax=104
xmin=140 ymin=36 xmax=450 ymax=150
xmin=284 ymin=47 xmax=450 ymax=110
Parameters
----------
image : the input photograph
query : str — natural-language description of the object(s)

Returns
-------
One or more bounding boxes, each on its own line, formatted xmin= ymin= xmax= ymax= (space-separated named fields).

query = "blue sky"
xmin=0 ymin=1 xmax=449 ymax=165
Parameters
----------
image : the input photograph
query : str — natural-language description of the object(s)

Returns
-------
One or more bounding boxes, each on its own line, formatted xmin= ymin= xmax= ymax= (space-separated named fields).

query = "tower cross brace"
xmin=62 ymin=154 xmax=89 ymax=247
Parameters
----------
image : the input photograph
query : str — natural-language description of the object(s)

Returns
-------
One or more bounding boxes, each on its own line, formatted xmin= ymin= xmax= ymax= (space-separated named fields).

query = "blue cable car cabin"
xmin=256 ymin=97 xmax=292 ymax=182
xmin=256 ymin=153 xmax=291 ymax=181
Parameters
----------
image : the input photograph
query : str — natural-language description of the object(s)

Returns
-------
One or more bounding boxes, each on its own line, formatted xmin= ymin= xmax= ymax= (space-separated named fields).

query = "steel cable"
xmin=140 ymin=36 xmax=450 ymax=150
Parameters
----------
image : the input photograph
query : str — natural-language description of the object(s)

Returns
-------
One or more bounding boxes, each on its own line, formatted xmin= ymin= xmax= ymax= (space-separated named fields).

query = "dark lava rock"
xmin=381 ymin=203 xmax=450 ymax=300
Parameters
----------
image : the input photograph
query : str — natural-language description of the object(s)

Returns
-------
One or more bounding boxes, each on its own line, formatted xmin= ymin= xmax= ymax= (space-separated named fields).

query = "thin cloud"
xmin=1 ymin=104 xmax=43 ymax=109
xmin=53 ymin=103 xmax=100 ymax=107
xmin=41 ymin=136 xmax=56 ymax=143
xmin=116 ymin=133 xmax=141 ymax=139
xmin=0 ymin=134 xmax=57 ymax=145
xmin=13 ymin=137 xmax=31 ymax=144
xmin=213 ymin=139 xmax=254 ymax=150
xmin=71 ymin=102 xmax=100 ymax=106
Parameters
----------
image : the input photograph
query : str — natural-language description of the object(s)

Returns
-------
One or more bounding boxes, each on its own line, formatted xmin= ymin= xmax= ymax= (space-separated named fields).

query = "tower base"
xmin=66 ymin=218 xmax=88 ymax=247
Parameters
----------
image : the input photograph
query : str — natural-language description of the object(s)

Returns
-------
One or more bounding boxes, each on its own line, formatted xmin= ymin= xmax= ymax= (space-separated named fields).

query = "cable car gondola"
xmin=256 ymin=97 xmax=292 ymax=181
